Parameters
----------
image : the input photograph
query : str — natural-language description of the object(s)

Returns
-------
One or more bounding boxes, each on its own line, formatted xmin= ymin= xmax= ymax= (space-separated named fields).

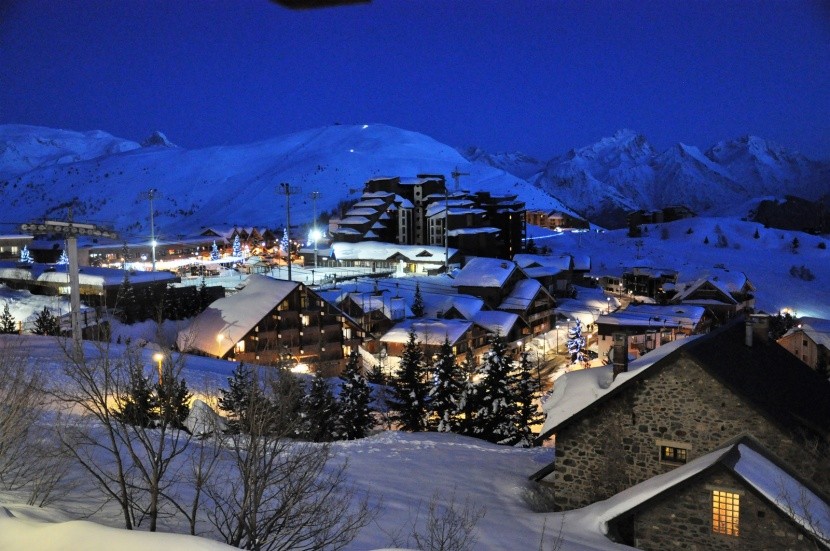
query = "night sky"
xmin=1 ymin=0 xmax=828 ymax=160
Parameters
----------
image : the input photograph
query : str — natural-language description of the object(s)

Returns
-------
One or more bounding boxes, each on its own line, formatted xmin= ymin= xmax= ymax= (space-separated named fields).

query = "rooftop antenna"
xmin=451 ymin=166 xmax=470 ymax=192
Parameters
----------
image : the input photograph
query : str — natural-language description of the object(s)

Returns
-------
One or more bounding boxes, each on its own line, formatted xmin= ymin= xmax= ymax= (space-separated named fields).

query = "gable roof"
xmin=578 ymin=435 xmax=830 ymax=545
xmin=451 ymin=257 xmax=520 ymax=288
xmin=498 ymin=278 xmax=547 ymax=312
xmin=538 ymin=318 xmax=830 ymax=441
xmin=177 ymin=274 xmax=298 ymax=357
xmin=379 ymin=318 xmax=473 ymax=347
xmin=595 ymin=304 xmax=706 ymax=330
xmin=784 ymin=317 xmax=830 ymax=349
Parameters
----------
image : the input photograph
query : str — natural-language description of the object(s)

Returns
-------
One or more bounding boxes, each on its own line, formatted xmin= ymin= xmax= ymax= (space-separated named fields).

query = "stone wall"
xmin=614 ymin=468 xmax=819 ymax=551
xmin=550 ymin=352 xmax=829 ymax=510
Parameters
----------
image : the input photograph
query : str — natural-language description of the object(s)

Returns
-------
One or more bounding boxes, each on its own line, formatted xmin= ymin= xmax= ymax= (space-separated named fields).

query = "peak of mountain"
xmin=456 ymin=146 xmax=543 ymax=180
xmin=141 ymin=131 xmax=177 ymax=148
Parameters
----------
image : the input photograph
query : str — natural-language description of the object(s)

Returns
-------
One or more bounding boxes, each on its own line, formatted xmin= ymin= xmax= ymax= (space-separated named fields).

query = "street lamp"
xmin=153 ymin=352 xmax=164 ymax=384
xmin=309 ymin=228 xmax=322 ymax=270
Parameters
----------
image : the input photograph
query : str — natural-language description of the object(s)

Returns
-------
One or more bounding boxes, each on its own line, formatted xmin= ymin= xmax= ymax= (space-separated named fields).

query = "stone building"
xmin=531 ymin=317 xmax=830 ymax=513
xmin=599 ymin=436 xmax=830 ymax=550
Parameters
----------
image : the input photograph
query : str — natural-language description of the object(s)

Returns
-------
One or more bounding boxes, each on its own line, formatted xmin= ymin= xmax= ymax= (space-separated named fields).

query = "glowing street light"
xmin=309 ymin=228 xmax=323 ymax=270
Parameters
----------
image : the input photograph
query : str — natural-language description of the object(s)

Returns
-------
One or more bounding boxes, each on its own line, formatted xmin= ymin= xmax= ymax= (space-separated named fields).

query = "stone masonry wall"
xmin=552 ymin=351 xmax=828 ymax=510
xmin=624 ymin=468 xmax=819 ymax=551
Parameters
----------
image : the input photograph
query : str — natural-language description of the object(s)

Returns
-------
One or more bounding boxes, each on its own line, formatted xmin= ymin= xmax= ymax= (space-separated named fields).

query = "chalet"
xmin=594 ymin=304 xmax=709 ymax=359
xmin=338 ymin=291 xmax=409 ymax=340
xmin=525 ymin=209 xmax=589 ymax=230
xmin=531 ymin=317 xmax=830 ymax=512
xmin=621 ymin=266 xmax=678 ymax=300
xmin=778 ymin=317 xmax=830 ymax=375
xmin=379 ymin=318 xmax=490 ymax=366
xmin=324 ymin=241 xmax=460 ymax=275
xmin=666 ymin=269 xmax=756 ymax=320
xmin=451 ymin=257 xmax=555 ymax=337
xmin=588 ymin=435 xmax=830 ymax=550
xmin=177 ymin=274 xmax=365 ymax=376
xmin=513 ymin=254 xmax=573 ymax=297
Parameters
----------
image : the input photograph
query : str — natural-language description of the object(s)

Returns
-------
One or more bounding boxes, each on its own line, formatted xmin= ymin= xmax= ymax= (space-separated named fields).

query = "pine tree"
xmin=232 ymin=234 xmax=242 ymax=258
xmin=428 ymin=337 xmax=463 ymax=432
xmin=525 ymin=237 xmax=538 ymax=254
xmin=19 ymin=245 xmax=33 ymax=263
xmin=198 ymin=276 xmax=210 ymax=311
xmin=411 ymin=283 xmax=425 ymax=318
xmin=337 ymin=350 xmax=374 ymax=440
xmin=566 ymin=320 xmax=587 ymax=365
xmin=210 ymin=240 xmax=220 ymax=261
xmin=390 ymin=328 xmax=429 ymax=432
xmin=116 ymin=272 xmax=137 ymax=324
xmin=57 ymin=247 xmax=69 ymax=265
xmin=791 ymin=237 xmax=800 ymax=253
xmin=753 ymin=228 xmax=760 ymax=239
xmin=0 ymin=303 xmax=16 ymax=334
xmin=218 ymin=363 xmax=266 ymax=434
xmin=455 ymin=349 xmax=478 ymax=437
xmin=156 ymin=373 xmax=192 ymax=430
xmin=32 ymin=307 xmax=60 ymax=336
xmin=301 ymin=373 xmax=339 ymax=442
xmin=280 ymin=228 xmax=289 ymax=258
xmin=115 ymin=363 xmax=158 ymax=427
xmin=510 ymin=351 xmax=543 ymax=447
xmin=469 ymin=334 xmax=518 ymax=444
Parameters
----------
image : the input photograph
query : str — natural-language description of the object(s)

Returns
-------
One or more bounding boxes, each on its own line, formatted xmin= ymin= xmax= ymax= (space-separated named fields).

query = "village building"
xmin=0 ymin=234 xmax=33 ymax=261
xmin=525 ymin=209 xmax=590 ymax=230
xmin=531 ymin=317 xmax=830 ymax=515
xmin=778 ymin=317 xmax=830 ymax=375
xmin=378 ymin=317 xmax=491 ymax=367
xmin=665 ymin=269 xmax=756 ymax=321
xmin=621 ymin=266 xmax=678 ymax=300
xmin=588 ymin=435 xmax=830 ymax=550
xmin=328 ymin=175 xmax=526 ymax=260
xmin=177 ymin=274 xmax=365 ymax=376
xmin=594 ymin=303 xmax=709 ymax=359
xmin=451 ymin=257 xmax=555 ymax=338
xmin=308 ymin=241 xmax=460 ymax=276
xmin=513 ymin=253 xmax=575 ymax=297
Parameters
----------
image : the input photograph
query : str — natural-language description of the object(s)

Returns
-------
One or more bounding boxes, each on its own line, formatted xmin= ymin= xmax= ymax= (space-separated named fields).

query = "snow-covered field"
xmin=0 ymin=334 xmax=634 ymax=551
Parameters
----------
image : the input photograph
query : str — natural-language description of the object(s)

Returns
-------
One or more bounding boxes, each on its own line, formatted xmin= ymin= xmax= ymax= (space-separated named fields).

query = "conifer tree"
xmin=57 ymin=248 xmax=69 ymax=265
xmin=525 ymin=237 xmax=538 ymax=254
xmin=210 ymin=240 xmax=220 ymax=261
xmin=115 ymin=363 xmax=158 ymax=427
xmin=280 ymin=228 xmax=289 ymax=257
xmin=19 ymin=245 xmax=33 ymax=263
xmin=337 ymin=350 xmax=373 ymax=440
xmin=218 ymin=363 xmax=266 ymax=434
xmin=301 ymin=373 xmax=339 ymax=442
xmin=428 ymin=337 xmax=463 ymax=432
xmin=411 ymin=283 xmax=425 ymax=318
xmin=156 ymin=372 xmax=192 ymax=430
xmin=567 ymin=320 xmax=587 ymax=365
xmin=32 ymin=306 xmax=60 ymax=336
xmin=455 ymin=349 xmax=478 ymax=437
xmin=510 ymin=351 xmax=543 ymax=447
xmin=198 ymin=276 xmax=210 ymax=311
xmin=116 ymin=272 xmax=137 ymax=324
xmin=232 ymin=234 xmax=242 ymax=258
xmin=390 ymin=328 xmax=429 ymax=431
xmin=470 ymin=334 xmax=517 ymax=444
xmin=0 ymin=303 xmax=16 ymax=334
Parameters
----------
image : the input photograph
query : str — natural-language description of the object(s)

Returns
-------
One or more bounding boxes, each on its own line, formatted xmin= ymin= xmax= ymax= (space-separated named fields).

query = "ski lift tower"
xmin=20 ymin=219 xmax=118 ymax=358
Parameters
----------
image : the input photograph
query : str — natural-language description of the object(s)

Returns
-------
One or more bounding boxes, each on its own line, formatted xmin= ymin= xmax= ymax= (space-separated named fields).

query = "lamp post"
xmin=607 ymin=297 xmax=611 ymax=314
xmin=153 ymin=352 xmax=164 ymax=384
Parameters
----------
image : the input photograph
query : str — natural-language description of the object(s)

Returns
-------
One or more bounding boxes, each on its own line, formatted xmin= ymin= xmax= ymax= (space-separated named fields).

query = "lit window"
xmin=660 ymin=446 xmax=687 ymax=464
xmin=712 ymin=490 xmax=739 ymax=536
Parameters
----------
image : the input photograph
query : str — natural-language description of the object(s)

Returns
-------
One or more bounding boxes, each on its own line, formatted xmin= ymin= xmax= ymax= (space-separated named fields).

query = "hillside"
xmin=0 ymin=124 xmax=575 ymax=239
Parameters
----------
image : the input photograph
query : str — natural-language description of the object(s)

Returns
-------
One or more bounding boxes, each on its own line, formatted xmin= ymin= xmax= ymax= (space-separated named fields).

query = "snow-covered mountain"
xmin=520 ymin=130 xmax=828 ymax=228
xmin=456 ymin=146 xmax=544 ymax=180
xmin=0 ymin=124 xmax=576 ymax=238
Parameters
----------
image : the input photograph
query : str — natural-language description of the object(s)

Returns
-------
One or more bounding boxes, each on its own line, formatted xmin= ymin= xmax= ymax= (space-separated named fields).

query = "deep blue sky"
xmin=1 ymin=0 xmax=828 ymax=160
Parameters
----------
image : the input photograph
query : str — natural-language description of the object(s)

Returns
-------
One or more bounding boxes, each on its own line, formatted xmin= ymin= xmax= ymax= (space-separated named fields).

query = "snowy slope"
xmin=528 ymin=216 xmax=830 ymax=318
xmin=0 ymin=124 xmax=571 ymax=237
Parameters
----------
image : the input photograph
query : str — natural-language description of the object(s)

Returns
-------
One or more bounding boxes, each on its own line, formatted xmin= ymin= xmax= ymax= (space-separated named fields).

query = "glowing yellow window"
xmin=712 ymin=490 xmax=740 ymax=536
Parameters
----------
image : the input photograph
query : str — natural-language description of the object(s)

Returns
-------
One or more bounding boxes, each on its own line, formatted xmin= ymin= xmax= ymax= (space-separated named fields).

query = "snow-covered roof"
xmin=380 ymin=318 xmax=472 ymax=347
xmin=623 ymin=266 xmax=678 ymax=278
xmin=394 ymin=195 xmax=414 ymax=209
xmin=472 ymin=310 xmax=520 ymax=337
xmin=595 ymin=304 xmax=706 ymax=329
xmin=671 ymin=277 xmax=738 ymax=304
xmin=579 ymin=436 xmax=830 ymax=545
xmin=447 ymin=227 xmax=499 ymax=236
xmin=675 ymin=268 xmax=753 ymax=294
xmin=177 ymin=274 xmax=298 ymax=357
xmin=452 ymin=257 xmax=518 ymax=288
xmin=422 ymin=293 xmax=484 ymax=320
xmin=338 ymin=216 xmax=371 ymax=226
xmin=499 ymin=279 xmax=544 ymax=311
xmin=333 ymin=227 xmax=362 ymax=235
xmin=0 ymin=262 xmax=176 ymax=287
xmin=352 ymin=198 xmax=387 ymax=207
xmin=347 ymin=292 xmax=411 ymax=320
xmin=513 ymin=254 xmax=573 ymax=272
xmin=784 ymin=317 xmax=830 ymax=349
xmin=345 ymin=207 xmax=378 ymax=217
xmin=539 ymin=336 xmax=693 ymax=437
xmin=331 ymin=241 xmax=456 ymax=263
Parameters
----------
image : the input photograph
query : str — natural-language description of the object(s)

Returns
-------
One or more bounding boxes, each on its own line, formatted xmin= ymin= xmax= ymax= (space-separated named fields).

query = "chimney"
xmin=612 ymin=332 xmax=629 ymax=379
